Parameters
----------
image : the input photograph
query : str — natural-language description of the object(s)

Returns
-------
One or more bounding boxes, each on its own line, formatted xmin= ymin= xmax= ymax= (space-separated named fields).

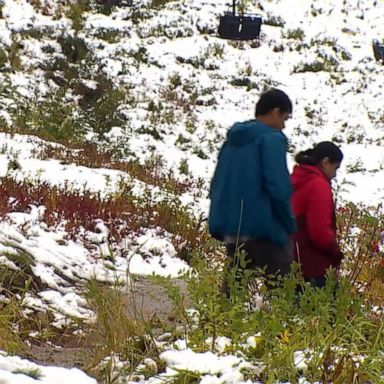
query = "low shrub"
xmin=8 ymin=36 xmax=22 ymax=70
xmin=150 ymin=0 xmax=175 ymax=10
xmin=0 ymin=46 xmax=7 ymax=68
xmin=67 ymin=1 xmax=85 ymax=33
xmin=282 ymin=28 xmax=305 ymax=40
xmin=0 ymin=174 xmax=207 ymax=260
xmin=337 ymin=202 xmax=384 ymax=303
xmin=94 ymin=28 xmax=121 ymax=43
xmin=19 ymin=28 xmax=46 ymax=40
xmin=264 ymin=13 xmax=285 ymax=27
xmin=58 ymin=35 xmax=89 ymax=63
xmin=87 ymin=88 xmax=127 ymax=136
xmin=153 ymin=251 xmax=384 ymax=382
xmin=73 ymin=73 xmax=114 ymax=111
xmin=292 ymin=57 xmax=337 ymax=73
xmin=10 ymin=88 xmax=85 ymax=145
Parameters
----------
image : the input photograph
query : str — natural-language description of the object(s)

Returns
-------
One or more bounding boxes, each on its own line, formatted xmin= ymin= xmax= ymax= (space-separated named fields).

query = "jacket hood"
xmin=227 ymin=120 xmax=272 ymax=147
xmin=291 ymin=164 xmax=329 ymax=191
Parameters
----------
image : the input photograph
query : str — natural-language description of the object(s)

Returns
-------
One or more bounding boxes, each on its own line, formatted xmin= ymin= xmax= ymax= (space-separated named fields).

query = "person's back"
xmin=209 ymin=88 xmax=296 ymax=286
xmin=291 ymin=142 xmax=344 ymax=288
xmin=209 ymin=119 xmax=293 ymax=246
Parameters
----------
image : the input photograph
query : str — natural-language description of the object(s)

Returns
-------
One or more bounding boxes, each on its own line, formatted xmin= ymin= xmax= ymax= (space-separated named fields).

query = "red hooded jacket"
xmin=291 ymin=164 xmax=342 ymax=279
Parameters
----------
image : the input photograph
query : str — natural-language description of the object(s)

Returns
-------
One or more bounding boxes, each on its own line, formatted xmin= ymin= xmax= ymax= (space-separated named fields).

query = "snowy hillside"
xmin=1 ymin=0 xmax=384 ymax=203
xmin=0 ymin=0 xmax=384 ymax=382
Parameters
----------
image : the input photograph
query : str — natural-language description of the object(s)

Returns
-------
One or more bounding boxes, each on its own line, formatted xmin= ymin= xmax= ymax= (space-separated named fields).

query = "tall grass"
xmin=83 ymin=277 xmax=161 ymax=383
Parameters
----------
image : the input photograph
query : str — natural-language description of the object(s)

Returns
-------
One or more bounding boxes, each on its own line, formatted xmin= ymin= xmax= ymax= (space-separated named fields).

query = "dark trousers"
xmin=226 ymin=239 xmax=292 ymax=276
xmin=305 ymin=276 xmax=327 ymax=288
xmin=223 ymin=239 xmax=292 ymax=296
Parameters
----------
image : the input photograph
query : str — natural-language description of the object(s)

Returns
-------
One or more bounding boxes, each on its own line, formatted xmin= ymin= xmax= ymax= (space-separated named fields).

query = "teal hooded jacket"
xmin=208 ymin=119 xmax=295 ymax=246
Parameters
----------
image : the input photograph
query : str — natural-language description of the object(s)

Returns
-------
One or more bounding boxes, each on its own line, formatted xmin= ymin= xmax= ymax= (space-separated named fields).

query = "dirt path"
xmin=26 ymin=276 xmax=188 ymax=370
xmin=126 ymin=276 xmax=188 ymax=323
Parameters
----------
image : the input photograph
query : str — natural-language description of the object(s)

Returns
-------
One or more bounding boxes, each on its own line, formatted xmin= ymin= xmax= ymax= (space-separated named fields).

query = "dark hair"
xmin=255 ymin=88 xmax=293 ymax=116
xmin=295 ymin=141 xmax=343 ymax=165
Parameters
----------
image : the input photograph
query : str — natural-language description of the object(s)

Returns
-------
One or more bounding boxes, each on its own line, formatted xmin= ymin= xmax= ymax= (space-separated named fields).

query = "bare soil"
xmin=23 ymin=276 xmax=188 ymax=374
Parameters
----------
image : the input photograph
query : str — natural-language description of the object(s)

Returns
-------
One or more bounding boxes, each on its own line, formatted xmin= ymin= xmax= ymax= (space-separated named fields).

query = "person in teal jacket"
xmin=209 ymin=89 xmax=296 ymax=286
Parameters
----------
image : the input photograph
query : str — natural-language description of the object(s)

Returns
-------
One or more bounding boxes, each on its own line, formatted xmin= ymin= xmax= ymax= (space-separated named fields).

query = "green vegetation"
xmin=292 ymin=58 xmax=337 ymax=73
xmin=10 ymin=88 xmax=85 ymax=145
xmin=58 ymin=35 xmax=89 ymax=63
xmin=0 ymin=46 xmax=7 ymax=68
xmin=84 ymin=277 xmax=160 ymax=375
xmin=94 ymin=28 xmax=121 ymax=43
xmin=82 ymin=214 xmax=384 ymax=383
xmin=282 ymin=28 xmax=305 ymax=40
xmin=237 ymin=0 xmax=252 ymax=15
xmin=264 ymin=13 xmax=285 ymax=27
xmin=66 ymin=0 xmax=93 ymax=32
xmin=8 ymin=36 xmax=22 ymax=70
xmin=150 ymin=0 xmax=176 ymax=10
xmin=0 ymin=1 xmax=384 ymax=383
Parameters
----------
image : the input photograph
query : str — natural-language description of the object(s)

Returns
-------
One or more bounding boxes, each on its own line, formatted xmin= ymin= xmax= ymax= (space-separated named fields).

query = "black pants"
xmin=226 ymin=239 xmax=292 ymax=276
xmin=223 ymin=239 xmax=292 ymax=296
xmin=305 ymin=276 xmax=327 ymax=288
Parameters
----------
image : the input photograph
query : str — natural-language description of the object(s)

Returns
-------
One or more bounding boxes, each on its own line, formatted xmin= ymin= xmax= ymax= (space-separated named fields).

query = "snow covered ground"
xmin=0 ymin=0 xmax=384 ymax=382
xmin=0 ymin=352 xmax=97 ymax=384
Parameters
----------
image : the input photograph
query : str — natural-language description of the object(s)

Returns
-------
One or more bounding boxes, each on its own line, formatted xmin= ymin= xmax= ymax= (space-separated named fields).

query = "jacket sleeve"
xmin=261 ymin=132 xmax=296 ymax=234
xmin=306 ymin=179 xmax=342 ymax=264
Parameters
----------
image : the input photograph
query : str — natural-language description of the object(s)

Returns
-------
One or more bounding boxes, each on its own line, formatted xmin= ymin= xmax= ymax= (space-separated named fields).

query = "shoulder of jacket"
xmin=261 ymin=129 xmax=287 ymax=144
xmin=308 ymin=176 xmax=332 ymax=195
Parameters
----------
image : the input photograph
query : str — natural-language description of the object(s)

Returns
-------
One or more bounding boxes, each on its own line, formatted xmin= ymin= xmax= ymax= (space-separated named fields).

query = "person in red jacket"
xmin=291 ymin=142 xmax=344 ymax=288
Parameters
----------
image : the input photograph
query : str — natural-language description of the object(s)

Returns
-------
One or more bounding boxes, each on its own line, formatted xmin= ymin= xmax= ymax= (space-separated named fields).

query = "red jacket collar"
xmin=291 ymin=164 xmax=330 ymax=190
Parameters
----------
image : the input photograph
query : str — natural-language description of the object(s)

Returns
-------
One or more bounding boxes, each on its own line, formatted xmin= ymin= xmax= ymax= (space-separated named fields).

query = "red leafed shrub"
xmin=0 ymin=176 xmax=209 ymax=262
xmin=38 ymin=143 xmax=205 ymax=197
xmin=337 ymin=202 xmax=384 ymax=303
